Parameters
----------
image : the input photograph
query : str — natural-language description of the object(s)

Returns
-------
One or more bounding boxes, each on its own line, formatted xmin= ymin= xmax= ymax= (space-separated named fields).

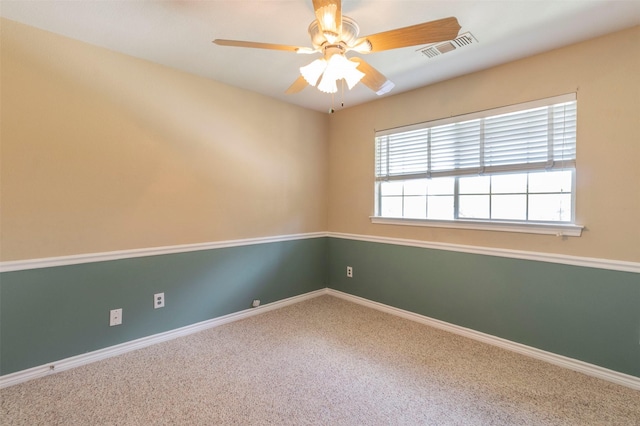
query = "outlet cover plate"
xmin=154 ymin=293 xmax=165 ymax=309
xmin=109 ymin=308 xmax=122 ymax=326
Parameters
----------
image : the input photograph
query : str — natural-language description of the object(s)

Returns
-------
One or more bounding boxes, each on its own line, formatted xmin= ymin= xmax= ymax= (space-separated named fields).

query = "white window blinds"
xmin=375 ymin=94 xmax=576 ymax=181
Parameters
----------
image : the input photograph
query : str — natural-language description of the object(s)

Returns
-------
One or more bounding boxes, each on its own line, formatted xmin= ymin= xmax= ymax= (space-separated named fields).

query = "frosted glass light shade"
xmin=300 ymin=59 xmax=327 ymax=87
xmin=343 ymin=66 xmax=365 ymax=90
xmin=317 ymin=73 xmax=338 ymax=94
xmin=315 ymin=53 xmax=365 ymax=93
xmin=329 ymin=55 xmax=365 ymax=89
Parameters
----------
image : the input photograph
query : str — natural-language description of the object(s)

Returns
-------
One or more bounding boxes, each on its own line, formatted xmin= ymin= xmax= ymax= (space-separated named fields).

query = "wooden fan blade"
xmin=213 ymin=39 xmax=304 ymax=52
xmin=356 ymin=17 xmax=461 ymax=52
xmin=350 ymin=57 xmax=395 ymax=95
xmin=312 ymin=0 xmax=342 ymax=38
xmin=285 ymin=76 xmax=309 ymax=94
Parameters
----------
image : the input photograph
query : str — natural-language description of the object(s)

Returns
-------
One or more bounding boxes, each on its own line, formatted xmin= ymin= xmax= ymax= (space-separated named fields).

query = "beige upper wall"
xmin=328 ymin=26 xmax=640 ymax=262
xmin=1 ymin=19 xmax=328 ymax=261
xmin=2 ymin=20 xmax=638 ymax=263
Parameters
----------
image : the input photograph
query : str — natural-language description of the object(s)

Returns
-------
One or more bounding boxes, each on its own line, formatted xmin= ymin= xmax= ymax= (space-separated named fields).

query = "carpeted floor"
xmin=1 ymin=295 xmax=639 ymax=425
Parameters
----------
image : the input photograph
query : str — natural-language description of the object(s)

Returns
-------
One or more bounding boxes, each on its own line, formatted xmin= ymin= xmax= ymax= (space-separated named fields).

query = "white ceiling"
xmin=2 ymin=1 xmax=639 ymax=112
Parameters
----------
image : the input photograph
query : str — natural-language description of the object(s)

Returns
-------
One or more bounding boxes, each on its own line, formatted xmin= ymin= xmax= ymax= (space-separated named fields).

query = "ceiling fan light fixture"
xmin=328 ymin=53 xmax=364 ymax=90
xmin=314 ymin=53 xmax=364 ymax=93
xmin=317 ymin=73 xmax=338 ymax=94
xmin=342 ymin=66 xmax=365 ymax=90
xmin=300 ymin=58 xmax=327 ymax=87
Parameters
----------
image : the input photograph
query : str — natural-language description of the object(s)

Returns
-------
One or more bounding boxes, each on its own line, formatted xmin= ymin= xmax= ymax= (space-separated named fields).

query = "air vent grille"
xmin=418 ymin=32 xmax=477 ymax=59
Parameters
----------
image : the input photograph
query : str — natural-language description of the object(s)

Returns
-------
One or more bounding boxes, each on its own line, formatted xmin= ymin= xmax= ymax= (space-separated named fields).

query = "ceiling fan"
xmin=213 ymin=0 xmax=461 ymax=97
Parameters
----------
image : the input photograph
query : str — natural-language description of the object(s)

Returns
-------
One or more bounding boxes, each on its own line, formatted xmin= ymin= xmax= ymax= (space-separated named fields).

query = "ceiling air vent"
xmin=418 ymin=32 xmax=477 ymax=59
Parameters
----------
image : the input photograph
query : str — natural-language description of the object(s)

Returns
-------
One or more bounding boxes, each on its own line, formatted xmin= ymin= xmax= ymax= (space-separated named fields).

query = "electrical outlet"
xmin=252 ymin=299 xmax=261 ymax=308
xmin=346 ymin=266 xmax=353 ymax=278
xmin=109 ymin=309 xmax=122 ymax=326
xmin=154 ymin=293 xmax=165 ymax=309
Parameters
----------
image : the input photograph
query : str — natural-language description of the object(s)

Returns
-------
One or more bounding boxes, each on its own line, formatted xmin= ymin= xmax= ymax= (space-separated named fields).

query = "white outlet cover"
xmin=109 ymin=308 xmax=122 ymax=326
xmin=154 ymin=293 xmax=165 ymax=309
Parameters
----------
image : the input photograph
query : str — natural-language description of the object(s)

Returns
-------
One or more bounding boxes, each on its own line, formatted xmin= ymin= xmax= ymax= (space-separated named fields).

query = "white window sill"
xmin=370 ymin=217 xmax=583 ymax=237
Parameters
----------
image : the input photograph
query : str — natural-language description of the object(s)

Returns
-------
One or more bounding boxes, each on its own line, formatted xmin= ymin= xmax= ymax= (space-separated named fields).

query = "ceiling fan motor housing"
xmin=308 ymin=16 xmax=360 ymax=50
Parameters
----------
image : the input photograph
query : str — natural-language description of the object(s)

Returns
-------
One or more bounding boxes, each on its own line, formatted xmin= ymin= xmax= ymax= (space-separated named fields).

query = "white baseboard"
xmin=0 ymin=289 xmax=329 ymax=389
xmin=327 ymin=289 xmax=640 ymax=391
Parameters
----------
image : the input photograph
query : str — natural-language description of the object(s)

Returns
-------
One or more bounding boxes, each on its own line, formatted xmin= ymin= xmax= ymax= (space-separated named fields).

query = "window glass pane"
xmin=427 ymin=177 xmax=455 ymax=195
xmin=404 ymin=179 xmax=428 ymax=196
xmin=459 ymin=195 xmax=490 ymax=219
xmin=380 ymin=181 xmax=403 ymax=196
xmin=492 ymin=173 xmax=527 ymax=194
xmin=427 ymin=196 xmax=454 ymax=219
xmin=529 ymin=170 xmax=572 ymax=193
xmin=492 ymin=194 xmax=527 ymax=220
xmin=459 ymin=175 xmax=490 ymax=194
xmin=380 ymin=197 xmax=403 ymax=217
xmin=404 ymin=196 xmax=427 ymax=219
xmin=529 ymin=194 xmax=572 ymax=221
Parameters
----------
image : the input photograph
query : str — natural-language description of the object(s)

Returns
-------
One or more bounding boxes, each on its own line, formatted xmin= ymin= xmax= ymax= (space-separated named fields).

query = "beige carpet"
xmin=1 ymin=295 xmax=639 ymax=425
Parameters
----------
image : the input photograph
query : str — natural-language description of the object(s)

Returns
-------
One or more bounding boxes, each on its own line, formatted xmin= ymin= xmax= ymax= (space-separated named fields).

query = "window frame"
xmin=372 ymin=94 xmax=583 ymax=237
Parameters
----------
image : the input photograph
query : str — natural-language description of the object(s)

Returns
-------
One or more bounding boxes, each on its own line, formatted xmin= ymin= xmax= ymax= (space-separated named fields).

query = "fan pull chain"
xmin=329 ymin=80 xmax=347 ymax=114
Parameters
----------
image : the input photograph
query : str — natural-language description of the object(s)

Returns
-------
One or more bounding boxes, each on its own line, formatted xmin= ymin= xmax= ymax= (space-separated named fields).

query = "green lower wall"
xmin=2 ymin=236 xmax=638 ymax=379
xmin=0 ymin=238 xmax=327 ymax=375
xmin=327 ymin=238 xmax=640 ymax=378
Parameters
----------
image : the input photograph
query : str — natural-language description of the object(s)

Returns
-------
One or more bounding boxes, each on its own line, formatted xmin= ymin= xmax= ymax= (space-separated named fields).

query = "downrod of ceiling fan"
xmin=322 ymin=43 xmax=346 ymax=59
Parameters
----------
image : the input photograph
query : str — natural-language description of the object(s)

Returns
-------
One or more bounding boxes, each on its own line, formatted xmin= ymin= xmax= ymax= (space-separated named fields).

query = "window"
xmin=374 ymin=94 xmax=582 ymax=235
